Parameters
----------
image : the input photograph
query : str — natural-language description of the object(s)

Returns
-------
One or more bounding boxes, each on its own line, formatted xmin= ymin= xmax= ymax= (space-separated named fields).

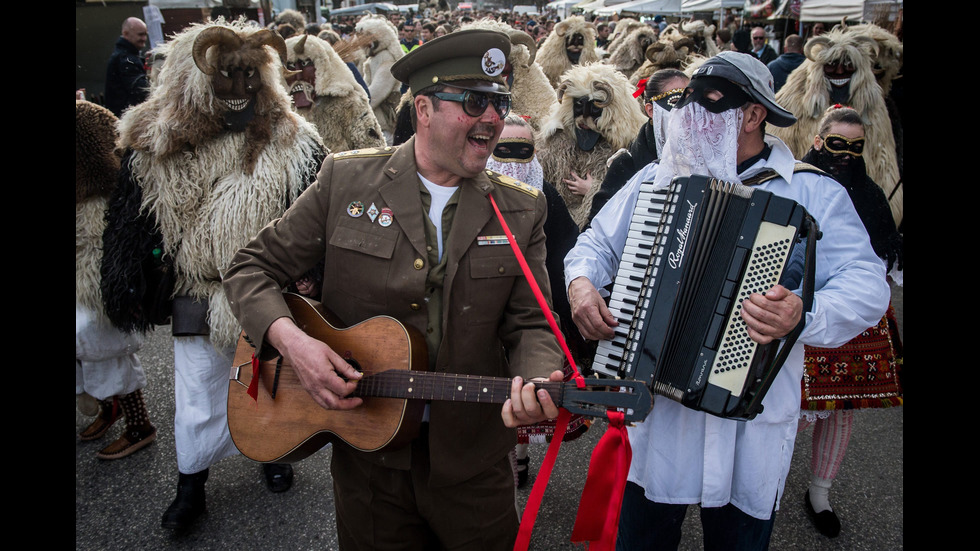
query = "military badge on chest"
xmin=347 ymin=200 xmax=394 ymax=228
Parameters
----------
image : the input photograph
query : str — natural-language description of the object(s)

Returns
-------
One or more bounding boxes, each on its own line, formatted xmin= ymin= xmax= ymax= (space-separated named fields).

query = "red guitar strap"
xmin=488 ymin=193 xmax=631 ymax=551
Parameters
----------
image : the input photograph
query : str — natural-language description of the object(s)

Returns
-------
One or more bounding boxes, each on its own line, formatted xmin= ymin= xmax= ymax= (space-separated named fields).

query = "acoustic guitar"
xmin=227 ymin=293 xmax=652 ymax=463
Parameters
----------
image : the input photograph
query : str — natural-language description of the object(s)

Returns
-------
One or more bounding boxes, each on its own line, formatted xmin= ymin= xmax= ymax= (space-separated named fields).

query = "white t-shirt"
xmin=419 ymin=173 xmax=459 ymax=260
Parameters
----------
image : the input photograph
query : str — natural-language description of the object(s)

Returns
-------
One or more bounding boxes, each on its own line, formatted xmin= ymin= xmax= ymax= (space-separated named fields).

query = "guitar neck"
xmin=352 ymin=370 xmax=564 ymax=406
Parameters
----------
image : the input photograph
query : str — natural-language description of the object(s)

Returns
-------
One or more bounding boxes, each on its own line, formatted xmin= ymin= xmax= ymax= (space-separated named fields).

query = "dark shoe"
xmin=263 ymin=463 xmax=294 ymax=493
xmin=804 ymin=490 xmax=841 ymax=538
xmin=162 ymin=470 xmax=208 ymax=531
xmin=516 ymin=455 xmax=530 ymax=489
xmin=96 ymin=425 xmax=157 ymax=460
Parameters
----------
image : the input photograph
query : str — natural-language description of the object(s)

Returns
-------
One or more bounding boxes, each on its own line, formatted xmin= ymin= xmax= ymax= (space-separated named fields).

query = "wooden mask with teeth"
xmin=193 ymin=26 xmax=287 ymax=131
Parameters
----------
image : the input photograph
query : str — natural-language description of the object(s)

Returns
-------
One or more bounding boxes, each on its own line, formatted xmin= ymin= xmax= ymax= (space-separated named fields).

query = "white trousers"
xmin=173 ymin=336 xmax=239 ymax=474
xmin=76 ymin=302 xmax=146 ymax=400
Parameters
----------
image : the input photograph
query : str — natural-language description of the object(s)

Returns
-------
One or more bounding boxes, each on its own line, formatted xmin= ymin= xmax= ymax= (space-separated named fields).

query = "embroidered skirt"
xmin=801 ymin=304 xmax=903 ymax=411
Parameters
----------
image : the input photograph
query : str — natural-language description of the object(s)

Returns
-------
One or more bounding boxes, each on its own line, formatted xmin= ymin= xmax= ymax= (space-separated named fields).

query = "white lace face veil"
xmin=650 ymin=103 xmax=671 ymax=157
xmin=485 ymin=155 xmax=545 ymax=190
xmin=653 ymin=102 xmax=744 ymax=191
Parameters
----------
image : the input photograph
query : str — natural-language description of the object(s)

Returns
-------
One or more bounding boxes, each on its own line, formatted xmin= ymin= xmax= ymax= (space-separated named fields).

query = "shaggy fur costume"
xmin=536 ymin=16 xmax=600 ymax=88
xmin=102 ymin=19 xmax=325 ymax=349
xmin=660 ymin=21 xmax=719 ymax=58
xmin=275 ymin=9 xmax=307 ymax=31
xmin=849 ymin=23 xmax=903 ymax=202
xmin=537 ymin=63 xmax=647 ymax=228
xmin=849 ymin=23 xmax=903 ymax=96
xmin=462 ymin=18 xmax=557 ymax=130
xmin=77 ymin=99 xmax=146 ymax=405
xmin=603 ymin=18 xmax=644 ymax=54
xmin=606 ymin=24 xmax=659 ymax=79
xmin=284 ymin=34 xmax=385 ymax=152
xmin=771 ymin=28 xmax=901 ymax=226
xmin=629 ymin=36 xmax=702 ymax=89
xmin=77 ymin=100 xmax=121 ymax=313
xmin=355 ymin=15 xmax=404 ymax=142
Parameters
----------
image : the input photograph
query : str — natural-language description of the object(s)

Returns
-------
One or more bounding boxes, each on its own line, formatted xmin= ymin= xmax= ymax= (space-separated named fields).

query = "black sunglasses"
xmin=432 ymin=90 xmax=511 ymax=118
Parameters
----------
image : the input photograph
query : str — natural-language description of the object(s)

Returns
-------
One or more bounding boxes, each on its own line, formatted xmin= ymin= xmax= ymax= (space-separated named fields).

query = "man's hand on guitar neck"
xmin=501 ymin=370 xmax=564 ymax=428
xmin=266 ymin=316 xmax=364 ymax=411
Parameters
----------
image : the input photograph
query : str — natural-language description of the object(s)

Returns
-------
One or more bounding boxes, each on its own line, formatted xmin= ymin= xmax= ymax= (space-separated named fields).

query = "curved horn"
xmin=249 ymin=28 xmax=288 ymax=67
xmin=804 ymin=35 xmax=831 ymax=61
xmin=852 ymin=33 xmax=880 ymax=57
xmin=644 ymin=42 xmax=665 ymax=64
xmin=294 ymin=33 xmax=308 ymax=55
xmin=556 ymin=81 xmax=569 ymax=103
xmin=193 ymin=26 xmax=242 ymax=75
xmin=555 ymin=20 xmax=569 ymax=38
xmin=510 ymin=30 xmax=537 ymax=66
xmin=591 ymin=81 xmax=613 ymax=108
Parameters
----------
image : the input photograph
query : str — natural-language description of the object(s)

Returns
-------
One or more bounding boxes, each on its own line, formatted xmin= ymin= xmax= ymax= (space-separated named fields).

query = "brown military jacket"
xmin=223 ymin=136 xmax=563 ymax=486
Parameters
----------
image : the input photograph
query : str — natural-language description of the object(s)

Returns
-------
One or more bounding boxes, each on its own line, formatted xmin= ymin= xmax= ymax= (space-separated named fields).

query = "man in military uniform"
xmin=223 ymin=29 xmax=564 ymax=550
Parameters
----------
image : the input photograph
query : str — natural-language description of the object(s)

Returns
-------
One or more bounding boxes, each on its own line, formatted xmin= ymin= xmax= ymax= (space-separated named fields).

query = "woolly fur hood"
xmin=355 ymin=15 xmax=401 ymax=58
xmin=539 ymin=63 xmax=646 ymax=152
xmin=285 ymin=33 xmax=363 ymax=98
xmin=117 ymin=18 xmax=301 ymax=173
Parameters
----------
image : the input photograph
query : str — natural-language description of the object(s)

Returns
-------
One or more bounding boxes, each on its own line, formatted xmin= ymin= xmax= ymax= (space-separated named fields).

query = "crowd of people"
xmin=77 ymin=5 xmax=903 ymax=549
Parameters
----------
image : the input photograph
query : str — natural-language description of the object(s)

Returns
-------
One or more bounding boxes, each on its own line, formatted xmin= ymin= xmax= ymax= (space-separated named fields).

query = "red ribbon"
xmin=487 ymin=194 xmax=633 ymax=551
xmin=633 ymin=78 xmax=648 ymax=99
xmin=570 ymin=410 xmax=632 ymax=550
xmin=247 ymin=353 xmax=260 ymax=401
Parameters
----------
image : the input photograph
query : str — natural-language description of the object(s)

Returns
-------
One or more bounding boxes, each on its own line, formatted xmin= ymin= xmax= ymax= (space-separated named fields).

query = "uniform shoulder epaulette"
xmin=792 ymin=162 xmax=828 ymax=177
xmin=484 ymin=169 xmax=540 ymax=198
xmin=333 ymin=146 xmax=396 ymax=160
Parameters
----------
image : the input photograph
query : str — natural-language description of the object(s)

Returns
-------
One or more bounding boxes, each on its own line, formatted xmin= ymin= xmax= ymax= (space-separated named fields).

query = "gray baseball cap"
xmin=691 ymin=51 xmax=797 ymax=127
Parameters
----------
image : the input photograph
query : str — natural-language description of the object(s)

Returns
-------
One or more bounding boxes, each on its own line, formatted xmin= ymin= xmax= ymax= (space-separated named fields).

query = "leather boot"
xmin=97 ymin=389 xmax=156 ymax=460
xmin=161 ymin=469 xmax=208 ymax=531
xmin=79 ymin=398 xmax=120 ymax=441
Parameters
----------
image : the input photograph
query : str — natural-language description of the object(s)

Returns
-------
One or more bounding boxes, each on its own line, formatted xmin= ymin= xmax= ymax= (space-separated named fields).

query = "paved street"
xmin=76 ymin=285 xmax=902 ymax=550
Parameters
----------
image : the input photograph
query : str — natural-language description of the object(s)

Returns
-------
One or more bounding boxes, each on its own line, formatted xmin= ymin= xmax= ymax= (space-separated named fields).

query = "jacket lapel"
xmin=378 ymin=138 xmax=428 ymax=259
xmin=444 ymin=171 xmax=494 ymax=297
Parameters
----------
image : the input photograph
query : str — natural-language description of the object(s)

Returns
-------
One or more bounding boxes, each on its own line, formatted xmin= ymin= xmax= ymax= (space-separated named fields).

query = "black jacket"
xmin=767 ymin=52 xmax=805 ymax=93
xmin=105 ymin=37 xmax=149 ymax=117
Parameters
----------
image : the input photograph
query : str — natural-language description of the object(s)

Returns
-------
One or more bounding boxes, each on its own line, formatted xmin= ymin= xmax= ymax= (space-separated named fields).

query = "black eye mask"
xmin=492 ymin=138 xmax=535 ymax=162
xmin=649 ymin=88 xmax=685 ymax=112
xmin=573 ymin=96 xmax=604 ymax=120
xmin=674 ymin=76 xmax=751 ymax=114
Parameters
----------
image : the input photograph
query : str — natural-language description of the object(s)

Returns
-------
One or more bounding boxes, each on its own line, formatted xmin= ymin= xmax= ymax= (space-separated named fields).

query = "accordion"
xmin=592 ymin=174 xmax=818 ymax=420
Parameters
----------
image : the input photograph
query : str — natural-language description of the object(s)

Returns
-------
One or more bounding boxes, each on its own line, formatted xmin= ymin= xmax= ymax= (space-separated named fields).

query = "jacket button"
xmin=498 ymin=265 xmax=506 ymax=274
xmin=410 ymin=303 xmax=421 ymax=310
xmin=414 ymin=258 xmax=424 ymax=270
